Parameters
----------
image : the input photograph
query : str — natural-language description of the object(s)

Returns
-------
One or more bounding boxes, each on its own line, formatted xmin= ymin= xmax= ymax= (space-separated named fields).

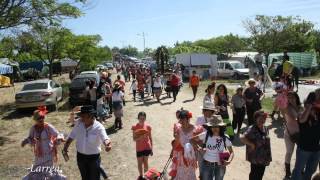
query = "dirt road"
xmin=0 ymin=78 xmax=298 ymax=180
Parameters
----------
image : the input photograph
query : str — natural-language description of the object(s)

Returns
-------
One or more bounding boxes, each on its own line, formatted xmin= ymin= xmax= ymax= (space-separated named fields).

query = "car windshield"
xmin=71 ymin=77 xmax=97 ymax=88
xmin=22 ymin=83 xmax=48 ymax=90
xmin=230 ymin=62 xmax=244 ymax=69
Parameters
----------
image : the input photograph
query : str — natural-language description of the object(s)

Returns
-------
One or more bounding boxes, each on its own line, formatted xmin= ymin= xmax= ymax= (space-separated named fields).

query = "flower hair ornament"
xmin=33 ymin=106 xmax=48 ymax=121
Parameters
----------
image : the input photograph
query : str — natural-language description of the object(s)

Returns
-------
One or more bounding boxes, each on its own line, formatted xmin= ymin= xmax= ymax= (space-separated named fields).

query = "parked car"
xmin=69 ymin=73 xmax=100 ymax=107
xmin=80 ymin=71 xmax=98 ymax=75
xmin=15 ymin=79 xmax=63 ymax=111
xmin=96 ymin=64 xmax=106 ymax=71
xmin=105 ymin=63 xmax=114 ymax=70
xmin=217 ymin=60 xmax=249 ymax=79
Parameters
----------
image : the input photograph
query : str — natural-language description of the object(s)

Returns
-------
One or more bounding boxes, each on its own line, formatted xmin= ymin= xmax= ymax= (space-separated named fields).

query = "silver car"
xmin=15 ymin=79 xmax=63 ymax=111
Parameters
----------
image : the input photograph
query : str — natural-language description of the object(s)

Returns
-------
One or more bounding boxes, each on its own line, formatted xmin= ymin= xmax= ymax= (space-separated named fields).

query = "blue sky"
xmin=64 ymin=0 xmax=320 ymax=50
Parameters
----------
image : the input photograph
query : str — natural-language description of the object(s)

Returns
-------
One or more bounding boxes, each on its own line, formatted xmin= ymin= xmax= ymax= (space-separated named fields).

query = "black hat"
xmin=78 ymin=105 xmax=96 ymax=115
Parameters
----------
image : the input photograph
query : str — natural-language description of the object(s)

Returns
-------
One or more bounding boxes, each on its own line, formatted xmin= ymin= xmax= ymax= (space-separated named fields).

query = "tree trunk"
xmin=264 ymin=53 xmax=269 ymax=67
xmin=49 ymin=59 xmax=53 ymax=80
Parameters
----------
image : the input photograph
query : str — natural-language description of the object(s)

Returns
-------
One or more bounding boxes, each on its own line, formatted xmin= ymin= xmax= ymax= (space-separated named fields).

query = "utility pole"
xmin=137 ymin=32 xmax=146 ymax=53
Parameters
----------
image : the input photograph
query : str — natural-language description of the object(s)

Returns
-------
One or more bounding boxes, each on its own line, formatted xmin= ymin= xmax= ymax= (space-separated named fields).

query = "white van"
xmin=217 ymin=60 xmax=249 ymax=79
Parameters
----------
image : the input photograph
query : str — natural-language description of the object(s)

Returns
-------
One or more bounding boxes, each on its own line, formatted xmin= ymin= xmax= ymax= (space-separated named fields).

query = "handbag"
xmin=219 ymin=152 xmax=230 ymax=162
xmin=284 ymin=122 xmax=300 ymax=144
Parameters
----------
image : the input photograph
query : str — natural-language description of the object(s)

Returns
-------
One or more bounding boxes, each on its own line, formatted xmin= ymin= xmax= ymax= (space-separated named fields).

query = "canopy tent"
xmin=0 ymin=63 xmax=13 ymax=75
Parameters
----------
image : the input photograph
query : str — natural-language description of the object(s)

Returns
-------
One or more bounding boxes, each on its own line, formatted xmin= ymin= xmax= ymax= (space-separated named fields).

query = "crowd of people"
xmin=20 ymin=58 xmax=320 ymax=180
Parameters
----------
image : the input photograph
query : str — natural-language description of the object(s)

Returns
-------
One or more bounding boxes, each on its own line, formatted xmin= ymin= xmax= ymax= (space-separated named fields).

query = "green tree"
xmin=66 ymin=34 xmax=111 ymax=71
xmin=0 ymin=37 xmax=16 ymax=58
xmin=0 ymin=0 xmax=84 ymax=30
xmin=119 ymin=45 xmax=138 ymax=57
xmin=154 ymin=46 xmax=169 ymax=73
xmin=143 ymin=48 xmax=154 ymax=57
xmin=310 ymin=30 xmax=320 ymax=57
xmin=243 ymin=15 xmax=315 ymax=63
xmin=111 ymin=46 xmax=120 ymax=54
xmin=193 ymin=34 xmax=246 ymax=56
xmin=28 ymin=25 xmax=73 ymax=79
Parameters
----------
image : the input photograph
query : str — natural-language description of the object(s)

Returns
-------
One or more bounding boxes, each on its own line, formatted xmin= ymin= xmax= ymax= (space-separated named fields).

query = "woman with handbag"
xmin=191 ymin=115 xmax=234 ymax=180
xmin=282 ymin=91 xmax=303 ymax=179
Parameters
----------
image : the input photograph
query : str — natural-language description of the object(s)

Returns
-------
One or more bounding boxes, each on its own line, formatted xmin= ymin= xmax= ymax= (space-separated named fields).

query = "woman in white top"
xmin=130 ymin=79 xmax=138 ymax=102
xmin=112 ymin=83 xmax=124 ymax=129
xmin=192 ymin=115 xmax=234 ymax=180
xmin=203 ymin=82 xmax=216 ymax=105
xmin=153 ymin=74 xmax=162 ymax=102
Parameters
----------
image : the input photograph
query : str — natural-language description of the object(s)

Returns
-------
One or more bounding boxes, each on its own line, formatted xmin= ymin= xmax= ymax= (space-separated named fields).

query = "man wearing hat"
xmin=196 ymin=101 xmax=217 ymax=126
xmin=63 ymin=105 xmax=112 ymax=180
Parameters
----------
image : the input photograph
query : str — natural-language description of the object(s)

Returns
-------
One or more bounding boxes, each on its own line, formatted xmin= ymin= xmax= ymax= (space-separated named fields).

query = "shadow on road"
xmin=1 ymin=109 xmax=33 ymax=121
xmin=106 ymin=125 xmax=118 ymax=136
xmin=268 ymin=119 xmax=284 ymax=139
xmin=135 ymin=100 xmax=159 ymax=107
xmin=0 ymin=136 xmax=11 ymax=146
xmin=182 ymin=99 xmax=194 ymax=103
xmin=160 ymin=101 xmax=173 ymax=106
xmin=232 ymin=134 xmax=245 ymax=147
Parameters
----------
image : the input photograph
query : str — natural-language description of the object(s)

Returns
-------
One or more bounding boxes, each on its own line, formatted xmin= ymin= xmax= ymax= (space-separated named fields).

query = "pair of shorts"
xmin=136 ymin=150 xmax=152 ymax=157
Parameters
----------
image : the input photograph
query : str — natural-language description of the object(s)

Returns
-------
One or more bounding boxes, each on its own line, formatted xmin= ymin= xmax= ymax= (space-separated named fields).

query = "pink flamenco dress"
xmin=275 ymin=86 xmax=289 ymax=111
xmin=22 ymin=123 xmax=66 ymax=180
xmin=169 ymin=123 xmax=203 ymax=180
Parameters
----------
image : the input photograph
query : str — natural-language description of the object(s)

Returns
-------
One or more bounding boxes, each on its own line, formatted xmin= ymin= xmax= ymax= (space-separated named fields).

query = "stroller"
xmin=144 ymin=157 xmax=172 ymax=180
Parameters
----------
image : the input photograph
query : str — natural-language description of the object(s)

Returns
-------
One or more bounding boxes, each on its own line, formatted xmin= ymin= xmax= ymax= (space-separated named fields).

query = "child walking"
xmin=132 ymin=112 xmax=153 ymax=180
xmin=130 ymin=79 xmax=138 ymax=102
xmin=231 ymin=86 xmax=246 ymax=134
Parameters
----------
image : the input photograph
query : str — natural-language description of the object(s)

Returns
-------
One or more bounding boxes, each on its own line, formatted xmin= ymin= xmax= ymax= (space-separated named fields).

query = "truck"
xmin=175 ymin=53 xmax=218 ymax=80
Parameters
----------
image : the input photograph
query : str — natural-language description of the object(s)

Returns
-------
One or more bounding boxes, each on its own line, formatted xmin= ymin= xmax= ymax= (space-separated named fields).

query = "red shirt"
xmin=131 ymin=123 xmax=152 ymax=152
xmin=171 ymin=75 xmax=180 ymax=87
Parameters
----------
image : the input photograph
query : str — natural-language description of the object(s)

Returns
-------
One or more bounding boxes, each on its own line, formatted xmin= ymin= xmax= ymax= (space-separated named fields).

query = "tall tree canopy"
xmin=119 ymin=45 xmax=138 ymax=57
xmin=243 ymin=15 xmax=315 ymax=61
xmin=154 ymin=46 xmax=169 ymax=73
xmin=0 ymin=0 xmax=84 ymax=30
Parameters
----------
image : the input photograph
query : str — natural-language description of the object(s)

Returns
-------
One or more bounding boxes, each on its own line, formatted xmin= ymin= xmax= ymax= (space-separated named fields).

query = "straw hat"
xmin=200 ymin=101 xmax=217 ymax=111
xmin=204 ymin=115 xmax=226 ymax=127
xmin=245 ymin=78 xmax=256 ymax=87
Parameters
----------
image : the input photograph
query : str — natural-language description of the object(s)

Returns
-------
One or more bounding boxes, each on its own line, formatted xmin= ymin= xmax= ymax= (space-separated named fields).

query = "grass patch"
xmin=261 ymin=97 xmax=274 ymax=113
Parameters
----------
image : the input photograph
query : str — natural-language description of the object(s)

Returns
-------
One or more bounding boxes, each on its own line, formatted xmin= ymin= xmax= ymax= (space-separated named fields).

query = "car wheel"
xmin=232 ymin=73 xmax=240 ymax=80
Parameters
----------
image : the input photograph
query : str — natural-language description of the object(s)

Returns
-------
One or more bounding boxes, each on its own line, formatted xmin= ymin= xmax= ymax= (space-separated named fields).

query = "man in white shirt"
xmin=63 ymin=105 xmax=112 ymax=180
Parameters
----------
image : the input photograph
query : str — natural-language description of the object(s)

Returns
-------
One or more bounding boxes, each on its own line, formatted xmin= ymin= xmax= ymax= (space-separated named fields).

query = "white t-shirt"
xmin=69 ymin=120 xmax=109 ymax=155
xmin=130 ymin=82 xmax=137 ymax=91
xmin=153 ymin=79 xmax=162 ymax=88
xmin=199 ymin=132 xmax=232 ymax=163
xmin=112 ymin=91 xmax=124 ymax=102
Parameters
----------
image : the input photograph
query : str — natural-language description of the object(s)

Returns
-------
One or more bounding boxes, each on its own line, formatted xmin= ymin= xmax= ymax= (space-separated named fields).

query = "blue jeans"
xmin=200 ymin=161 xmax=226 ymax=180
xmin=291 ymin=148 xmax=320 ymax=180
